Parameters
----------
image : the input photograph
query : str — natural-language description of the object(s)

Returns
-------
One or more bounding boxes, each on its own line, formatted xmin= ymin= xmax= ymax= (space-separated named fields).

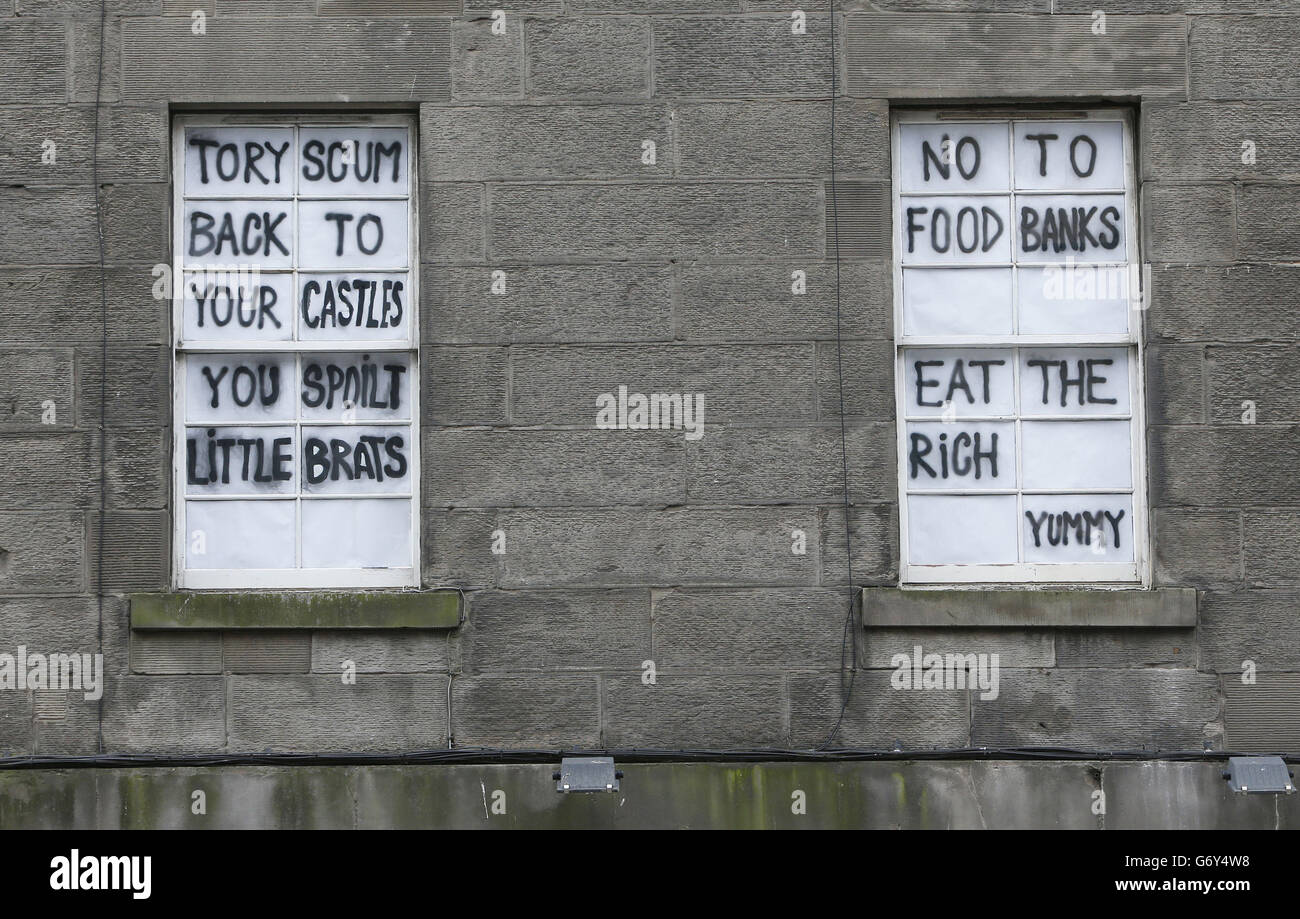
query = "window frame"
xmin=890 ymin=107 xmax=1150 ymax=588
xmin=170 ymin=111 xmax=421 ymax=590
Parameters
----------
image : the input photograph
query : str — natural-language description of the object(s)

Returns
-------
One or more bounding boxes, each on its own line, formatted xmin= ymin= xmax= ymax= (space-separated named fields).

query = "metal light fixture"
xmin=554 ymin=756 xmax=621 ymax=793
xmin=1224 ymin=756 xmax=1295 ymax=794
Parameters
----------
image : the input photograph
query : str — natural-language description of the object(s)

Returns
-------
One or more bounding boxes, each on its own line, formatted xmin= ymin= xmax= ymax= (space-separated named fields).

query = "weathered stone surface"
xmin=1150 ymin=425 xmax=1300 ymax=507
xmin=0 ymin=269 xmax=166 ymax=345
xmin=424 ymin=104 xmax=670 ymax=180
xmin=424 ymin=429 xmax=685 ymax=507
xmin=129 ymin=631 xmax=223 ymax=674
xmin=510 ymin=343 xmax=816 ymax=425
xmin=498 ymin=506 xmax=820 ymax=587
xmin=0 ymin=349 xmax=74 ymax=432
xmin=1142 ymin=183 xmax=1236 ymax=263
xmin=653 ymin=588 xmax=847 ymax=670
xmin=971 ymin=669 xmax=1221 ymax=749
xmin=1224 ymin=673 xmax=1300 ymax=754
xmin=451 ymin=674 xmax=599 ymax=747
xmin=420 ymin=346 xmax=508 ymax=424
xmin=77 ymin=346 xmax=169 ymax=430
xmin=1206 ymin=346 xmax=1300 ymax=424
xmin=121 ymin=17 xmax=451 ymax=101
xmin=604 ymin=673 xmax=785 ymax=747
xmin=450 ymin=18 xmax=524 ymax=101
xmin=1145 ymin=345 xmax=1204 ymax=425
xmin=526 ymin=18 xmax=650 ymax=98
xmin=677 ymin=260 xmax=891 ymax=342
xmin=845 ymin=14 xmax=1187 ymax=99
xmin=223 ymin=632 xmax=312 ymax=673
xmin=423 ymin=263 xmax=674 ymax=344
xmin=488 ymin=182 xmax=823 ymax=260
xmin=0 ymin=597 xmax=101 ymax=652
xmin=0 ymin=184 xmax=167 ymax=266
xmin=1238 ymin=184 xmax=1300 ymax=261
xmin=420 ymin=183 xmax=485 ymax=263
xmin=229 ymin=675 xmax=448 ymax=752
xmin=131 ymin=591 xmax=462 ymax=630
xmin=1191 ymin=16 xmax=1300 ymax=100
xmin=1104 ymin=761 xmax=1277 ymax=829
xmin=422 ymin=509 xmax=502 ymax=588
xmin=1153 ymin=507 xmax=1241 ymax=588
xmin=0 ymin=512 xmax=84 ymax=595
xmin=864 ymin=629 xmax=1055 ymax=669
xmin=1200 ymin=589 xmax=1300 ymax=672
xmin=0 ymin=430 xmax=167 ymax=510
xmin=1054 ymin=629 xmax=1195 ymax=669
xmin=789 ymin=670 xmax=969 ymax=749
xmin=88 ymin=512 xmax=169 ymax=593
xmin=0 ymin=105 xmax=166 ymax=184
xmin=1143 ymin=101 xmax=1300 ymax=181
xmin=654 ymin=16 xmax=832 ymax=97
xmin=321 ymin=0 xmax=458 ymax=13
xmin=1150 ymin=265 xmax=1300 ymax=343
xmin=0 ymin=21 xmax=66 ymax=103
xmin=1243 ymin=512 xmax=1300 ymax=587
xmin=863 ymin=588 xmax=1198 ymax=628
xmin=102 ymin=677 xmax=226 ymax=753
xmin=815 ymin=340 xmax=895 ymax=418
xmin=459 ymin=589 xmax=649 ymax=671
xmin=312 ymin=630 xmax=451 ymax=673
xmin=819 ymin=503 xmax=899 ymax=585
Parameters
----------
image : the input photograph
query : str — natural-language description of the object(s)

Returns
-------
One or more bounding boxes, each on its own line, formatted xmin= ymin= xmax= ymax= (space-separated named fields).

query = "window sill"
xmin=129 ymin=590 xmax=463 ymax=630
xmin=860 ymin=587 xmax=1196 ymax=628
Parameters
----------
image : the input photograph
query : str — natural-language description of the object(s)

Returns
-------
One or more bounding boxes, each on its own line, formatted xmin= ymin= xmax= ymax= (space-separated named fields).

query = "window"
xmin=172 ymin=114 xmax=419 ymax=589
xmin=892 ymin=109 xmax=1147 ymax=585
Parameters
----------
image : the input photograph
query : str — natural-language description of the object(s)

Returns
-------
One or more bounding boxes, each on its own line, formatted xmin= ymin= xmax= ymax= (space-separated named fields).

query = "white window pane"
xmin=182 ymin=200 xmax=293 ymax=269
xmin=301 ymin=498 xmax=411 ymax=568
xmin=298 ymin=200 xmax=408 ymax=270
xmin=1015 ymin=194 xmax=1126 ymax=263
xmin=900 ymin=196 xmax=1012 ymax=266
xmin=1013 ymin=121 xmax=1125 ymax=191
xmin=185 ymin=500 xmax=295 ymax=568
xmin=1021 ymin=420 xmax=1132 ymax=490
xmin=1019 ymin=347 xmax=1130 ymax=416
xmin=183 ymin=127 xmax=294 ymax=197
xmin=185 ymin=426 xmax=296 ymax=495
xmin=908 ymin=494 xmax=1018 ymax=565
xmin=1017 ymin=265 xmax=1131 ymax=336
xmin=301 ymin=425 xmax=413 ymax=495
xmin=899 ymin=122 xmax=1009 ymax=193
xmin=182 ymin=271 xmax=292 ymax=343
xmin=185 ymin=353 xmax=295 ymax=423
xmin=298 ymin=128 xmax=409 ymax=197
xmin=905 ymin=422 xmax=1015 ymax=490
xmin=1023 ymin=493 xmax=1134 ymax=564
xmin=297 ymin=273 xmax=411 ymax=342
xmin=300 ymin=353 xmax=412 ymax=422
xmin=902 ymin=348 xmax=1014 ymax=417
xmin=902 ymin=267 xmax=1013 ymax=336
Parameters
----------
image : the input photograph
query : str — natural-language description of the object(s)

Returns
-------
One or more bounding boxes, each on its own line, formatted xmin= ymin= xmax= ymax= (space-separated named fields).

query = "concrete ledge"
xmin=130 ymin=591 xmax=463 ymax=630
xmin=861 ymin=588 xmax=1197 ymax=628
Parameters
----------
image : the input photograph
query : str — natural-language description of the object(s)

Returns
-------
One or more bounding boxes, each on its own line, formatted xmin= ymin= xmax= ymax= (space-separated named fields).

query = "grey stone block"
xmin=825 ymin=181 xmax=890 ymax=258
xmin=0 ymin=512 xmax=84 ymax=595
xmin=320 ymin=0 xmax=459 ymax=13
xmin=863 ymin=629 xmax=1054 ymax=669
xmin=87 ymin=511 xmax=169 ymax=593
xmin=312 ymin=630 xmax=451 ymax=673
xmin=420 ymin=346 xmax=508 ymax=424
xmin=654 ymin=16 xmax=832 ymax=97
xmin=815 ymin=340 xmax=895 ymax=418
xmin=1206 ymin=346 xmax=1300 ymax=424
xmin=1150 ymin=425 xmax=1300 ymax=507
xmin=424 ymin=429 xmax=685 ymax=507
xmin=789 ymin=670 xmax=969 ymax=749
xmin=465 ymin=0 xmax=560 ymax=11
xmin=0 ymin=185 xmax=167 ymax=266
xmin=450 ymin=18 xmax=524 ymax=101
xmin=862 ymin=587 xmax=1199 ymax=628
xmin=419 ymin=183 xmax=484 ymax=263
xmin=677 ymin=100 xmax=886 ymax=178
xmin=1191 ymin=16 xmax=1300 ymax=100
xmin=1104 ymin=761 xmax=1276 ymax=829
xmin=1142 ymin=183 xmax=1236 ymax=264
xmin=510 ymin=343 xmax=816 ymax=425
xmin=422 ymin=509 xmax=502 ymax=588
xmin=1224 ymin=673 xmax=1300 ymax=753
xmin=685 ymin=424 xmax=895 ymax=504
xmin=653 ymin=587 xmax=847 ymax=671
xmin=845 ymin=14 xmax=1187 ymax=99
xmin=1243 ymin=512 xmax=1300 ymax=587
xmin=604 ymin=673 xmax=785 ymax=747
xmin=424 ymin=104 xmax=670 ymax=180
xmin=0 ymin=348 xmax=74 ymax=432
xmin=130 ymin=631 xmax=223 ymax=674
xmin=1150 ymin=265 xmax=1300 ymax=344
xmin=526 ymin=18 xmax=650 ymax=98
xmin=971 ymin=669 xmax=1221 ymax=749
xmin=1238 ymin=184 xmax=1300 ymax=261
xmin=1054 ymin=629 xmax=1195 ymax=669
xmin=69 ymin=15 xmax=122 ymax=104
xmin=0 ymin=105 xmax=167 ymax=184
xmin=0 ymin=430 xmax=166 ymax=510
xmin=459 ymin=589 xmax=649 ymax=671
xmin=450 ymin=674 xmax=599 ymax=747
xmin=819 ymin=502 xmax=899 ymax=585
xmin=677 ymin=259 xmax=891 ymax=342
xmin=223 ymin=632 xmax=312 ymax=673
xmin=1153 ymin=507 xmax=1241 ymax=588
xmin=230 ymin=675 xmax=448 ymax=752
xmin=0 ymin=597 xmax=101 ymax=653
xmin=0 ymin=21 xmax=66 ymax=103
xmin=497 ymin=506 xmax=821 ymax=587
xmin=216 ymin=0 xmax=318 ymax=14
xmin=0 ymin=268 xmax=167 ymax=345
xmin=1144 ymin=345 xmax=1204 ymax=425
xmin=17 ymin=0 xmax=160 ymax=12
xmin=102 ymin=677 xmax=226 ymax=753
xmin=0 ymin=691 xmax=32 ymax=757
xmin=1201 ymin=589 xmax=1300 ymax=672
xmin=1143 ymin=101 xmax=1300 ymax=181
xmin=121 ymin=17 xmax=451 ymax=101
xmin=489 ymin=182 xmax=823 ymax=260
xmin=572 ymin=0 xmax=737 ymax=9
xmin=422 ymin=263 xmax=674 ymax=344
xmin=77 ymin=345 xmax=169 ymax=431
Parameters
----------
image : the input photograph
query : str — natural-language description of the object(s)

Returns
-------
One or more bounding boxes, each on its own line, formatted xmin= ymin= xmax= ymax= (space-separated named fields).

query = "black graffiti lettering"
xmin=384 ymin=435 xmax=408 ymax=479
xmin=1024 ymin=133 xmax=1059 ymax=177
xmin=1098 ymin=206 xmax=1122 ymax=249
xmin=190 ymin=138 xmax=292 ymax=186
xmin=966 ymin=359 xmax=1005 ymax=404
xmin=913 ymin=360 xmax=943 ymax=407
xmin=1025 ymin=508 xmax=1125 ymax=550
xmin=188 ymin=211 xmax=217 ymax=256
xmin=304 ymin=434 xmax=407 ymax=484
xmin=189 ymin=138 xmax=220 ymax=183
xmin=216 ymin=143 xmax=239 ymax=182
xmin=909 ymin=431 xmax=998 ymax=481
xmin=955 ymin=137 xmax=980 ymax=179
xmin=300 ymin=356 xmax=405 ymax=412
xmin=1025 ymin=511 xmax=1048 ymax=547
xmin=357 ymin=214 xmax=383 ymax=255
xmin=200 ymin=366 xmax=228 ymax=408
xmin=1105 ymin=510 xmax=1125 ymax=547
xmin=921 ymin=139 xmax=950 ymax=182
xmin=906 ymin=207 xmax=928 ymax=254
xmin=1027 ymin=358 xmax=1117 ymax=406
xmin=945 ymin=359 xmax=974 ymax=404
xmin=931 ymin=207 xmax=951 ymax=253
xmin=302 ymin=139 xmax=326 ymax=181
xmin=1019 ymin=204 xmax=1120 ymax=254
xmin=1069 ymin=134 xmax=1097 ymax=178
xmin=302 ymin=140 xmax=404 ymax=184
xmin=200 ymin=362 xmax=282 ymax=410
xmin=1086 ymin=359 xmax=1118 ymax=405
xmin=956 ymin=206 xmax=979 ymax=253
xmin=189 ymin=210 xmax=288 ymax=257
xmin=190 ymin=283 xmax=281 ymax=330
xmin=909 ymin=433 xmax=936 ymax=479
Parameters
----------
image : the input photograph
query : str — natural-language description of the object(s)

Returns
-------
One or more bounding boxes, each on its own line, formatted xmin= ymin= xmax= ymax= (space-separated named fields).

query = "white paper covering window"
xmin=893 ymin=112 xmax=1145 ymax=584
xmin=173 ymin=115 xmax=419 ymax=589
